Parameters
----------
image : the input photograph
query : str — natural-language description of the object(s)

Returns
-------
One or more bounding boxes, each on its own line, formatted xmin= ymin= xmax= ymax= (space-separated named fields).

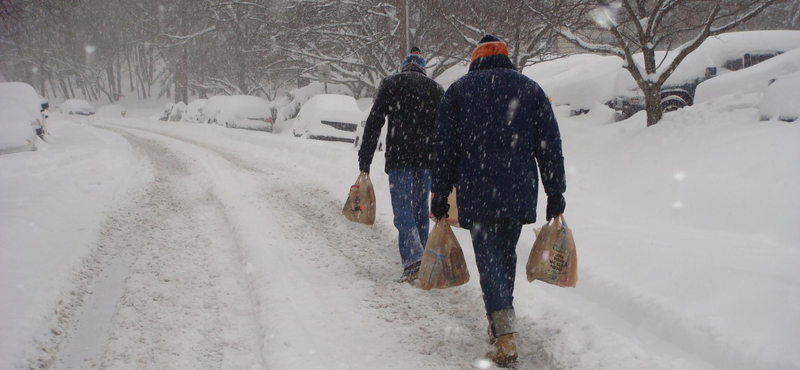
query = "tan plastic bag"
xmin=526 ymin=215 xmax=578 ymax=287
xmin=419 ymin=220 xmax=470 ymax=290
xmin=342 ymin=172 xmax=376 ymax=225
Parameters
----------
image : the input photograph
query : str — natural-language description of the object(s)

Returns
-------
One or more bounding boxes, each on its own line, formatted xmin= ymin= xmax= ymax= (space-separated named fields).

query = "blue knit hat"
xmin=402 ymin=54 xmax=426 ymax=68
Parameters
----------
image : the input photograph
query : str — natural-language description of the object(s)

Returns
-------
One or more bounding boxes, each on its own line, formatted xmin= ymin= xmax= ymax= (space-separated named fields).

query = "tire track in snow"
xmin=42 ymin=130 xmax=265 ymax=370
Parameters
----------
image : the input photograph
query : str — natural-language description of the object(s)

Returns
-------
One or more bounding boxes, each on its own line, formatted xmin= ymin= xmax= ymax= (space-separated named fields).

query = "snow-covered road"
xmin=3 ymin=101 xmax=799 ymax=370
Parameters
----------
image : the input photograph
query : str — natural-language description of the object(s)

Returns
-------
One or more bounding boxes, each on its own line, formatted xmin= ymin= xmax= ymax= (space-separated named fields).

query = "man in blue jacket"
xmin=430 ymin=34 xmax=567 ymax=365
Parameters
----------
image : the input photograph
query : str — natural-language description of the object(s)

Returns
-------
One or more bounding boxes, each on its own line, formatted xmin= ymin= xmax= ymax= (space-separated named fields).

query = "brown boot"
xmin=486 ymin=333 xmax=517 ymax=365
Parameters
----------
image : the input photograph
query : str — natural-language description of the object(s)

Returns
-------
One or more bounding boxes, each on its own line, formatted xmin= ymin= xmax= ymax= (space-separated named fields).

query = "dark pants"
xmin=470 ymin=219 xmax=524 ymax=316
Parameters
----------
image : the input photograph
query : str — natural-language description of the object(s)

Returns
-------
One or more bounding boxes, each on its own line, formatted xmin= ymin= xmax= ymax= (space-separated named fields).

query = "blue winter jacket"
xmin=431 ymin=54 xmax=566 ymax=228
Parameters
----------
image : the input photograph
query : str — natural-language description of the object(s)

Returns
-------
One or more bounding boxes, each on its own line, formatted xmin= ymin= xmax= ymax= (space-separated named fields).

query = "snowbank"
xmin=0 ymin=118 xmax=146 ymax=368
xmin=434 ymin=62 xmax=470 ymax=90
xmin=695 ymin=48 xmax=800 ymax=104
xmin=759 ymin=71 xmax=800 ymax=122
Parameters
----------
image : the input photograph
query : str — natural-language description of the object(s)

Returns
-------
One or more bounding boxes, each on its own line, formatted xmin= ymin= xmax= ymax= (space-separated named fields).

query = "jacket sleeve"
xmin=358 ymin=79 xmax=390 ymax=169
xmin=531 ymin=83 xmax=567 ymax=196
xmin=431 ymin=87 xmax=459 ymax=197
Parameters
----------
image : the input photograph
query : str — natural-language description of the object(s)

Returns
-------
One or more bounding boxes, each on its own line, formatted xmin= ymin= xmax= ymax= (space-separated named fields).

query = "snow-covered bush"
xmin=96 ymin=104 xmax=127 ymax=118
xmin=159 ymin=103 xmax=174 ymax=121
xmin=59 ymin=99 xmax=95 ymax=115
xmin=181 ymin=99 xmax=208 ymax=123
xmin=168 ymin=101 xmax=186 ymax=122
xmin=759 ymin=71 xmax=800 ymax=122
xmin=0 ymin=82 xmax=46 ymax=154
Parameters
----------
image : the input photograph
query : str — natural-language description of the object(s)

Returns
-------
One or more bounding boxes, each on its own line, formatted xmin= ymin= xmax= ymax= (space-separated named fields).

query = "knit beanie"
xmin=402 ymin=53 xmax=426 ymax=68
xmin=471 ymin=34 xmax=509 ymax=63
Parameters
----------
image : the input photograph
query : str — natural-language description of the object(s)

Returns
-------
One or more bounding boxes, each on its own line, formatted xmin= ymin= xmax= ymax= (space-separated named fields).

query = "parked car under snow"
xmin=59 ymin=99 xmax=95 ymax=116
xmin=181 ymin=99 xmax=208 ymax=123
xmin=759 ymin=72 xmax=800 ymax=122
xmin=0 ymin=82 xmax=48 ymax=154
xmin=202 ymin=95 xmax=273 ymax=132
xmin=293 ymin=94 xmax=363 ymax=143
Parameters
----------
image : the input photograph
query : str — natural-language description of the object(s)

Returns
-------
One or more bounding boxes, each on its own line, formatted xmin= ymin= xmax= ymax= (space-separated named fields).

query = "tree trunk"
xmin=127 ymin=52 xmax=135 ymax=93
xmin=643 ymin=83 xmax=663 ymax=127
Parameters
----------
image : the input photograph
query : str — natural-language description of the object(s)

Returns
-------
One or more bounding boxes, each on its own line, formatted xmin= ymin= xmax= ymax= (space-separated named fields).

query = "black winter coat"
xmin=359 ymin=66 xmax=445 ymax=173
xmin=431 ymin=55 xmax=566 ymax=228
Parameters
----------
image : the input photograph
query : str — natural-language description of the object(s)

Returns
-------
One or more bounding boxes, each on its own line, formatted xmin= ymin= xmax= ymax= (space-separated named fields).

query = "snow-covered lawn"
xmin=1 ymin=94 xmax=798 ymax=369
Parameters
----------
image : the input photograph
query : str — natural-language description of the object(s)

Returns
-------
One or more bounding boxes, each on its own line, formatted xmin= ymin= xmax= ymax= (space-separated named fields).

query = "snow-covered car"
xmin=203 ymin=95 xmax=273 ymax=131
xmin=759 ymin=72 xmax=800 ymax=122
xmin=96 ymin=104 xmax=127 ymax=118
xmin=612 ymin=30 xmax=800 ymax=119
xmin=293 ymin=94 xmax=363 ymax=143
xmin=354 ymin=103 xmax=386 ymax=150
xmin=181 ymin=99 xmax=208 ymax=123
xmin=0 ymin=82 xmax=47 ymax=154
xmin=694 ymin=48 xmax=800 ymax=104
xmin=59 ymin=99 xmax=95 ymax=116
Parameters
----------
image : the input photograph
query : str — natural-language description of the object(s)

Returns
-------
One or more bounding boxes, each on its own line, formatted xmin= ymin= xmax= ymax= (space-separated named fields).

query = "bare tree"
xmin=531 ymin=0 xmax=784 ymax=126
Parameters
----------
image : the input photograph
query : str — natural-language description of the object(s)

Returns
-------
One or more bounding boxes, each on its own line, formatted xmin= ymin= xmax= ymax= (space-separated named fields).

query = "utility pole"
xmin=405 ymin=0 xmax=410 ymax=54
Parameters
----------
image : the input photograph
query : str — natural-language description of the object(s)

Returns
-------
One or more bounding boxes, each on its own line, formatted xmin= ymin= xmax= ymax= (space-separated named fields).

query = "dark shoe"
xmin=396 ymin=261 xmax=421 ymax=283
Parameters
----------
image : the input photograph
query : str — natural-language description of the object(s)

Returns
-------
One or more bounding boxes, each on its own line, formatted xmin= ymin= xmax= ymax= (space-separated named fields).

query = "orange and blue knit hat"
xmin=471 ymin=34 xmax=509 ymax=63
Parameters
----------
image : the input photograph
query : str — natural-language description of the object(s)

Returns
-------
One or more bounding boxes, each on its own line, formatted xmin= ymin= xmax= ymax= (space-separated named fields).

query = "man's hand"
xmin=359 ymin=162 xmax=370 ymax=174
xmin=546 ymin=194 xmax=566 ymax=221
xmin=431 ymin=193 xmax=449 ymax=220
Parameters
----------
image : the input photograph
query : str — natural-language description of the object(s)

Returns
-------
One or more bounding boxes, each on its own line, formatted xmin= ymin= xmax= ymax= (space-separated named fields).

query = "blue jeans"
xmin=470 ymin=219 xmax=524 ymax=315
xmin=388 ymin=168 xmax=430 ymax=268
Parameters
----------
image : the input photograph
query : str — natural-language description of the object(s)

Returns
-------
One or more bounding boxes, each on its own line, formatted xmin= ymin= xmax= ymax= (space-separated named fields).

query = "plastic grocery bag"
xmin=419 ymin=219 xmax=470 ymax=290
xmin=342 ymin=172 xmax=376 ymax=225
xmin=429 ymin=186 xmax=461 ymax=228
xmin=526 ymin=215 xmax=578 ymax=287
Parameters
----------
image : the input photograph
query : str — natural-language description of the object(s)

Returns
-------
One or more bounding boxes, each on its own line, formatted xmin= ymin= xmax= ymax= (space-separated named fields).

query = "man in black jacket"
xmin=358 ymin=48 xmax=445 ymax=283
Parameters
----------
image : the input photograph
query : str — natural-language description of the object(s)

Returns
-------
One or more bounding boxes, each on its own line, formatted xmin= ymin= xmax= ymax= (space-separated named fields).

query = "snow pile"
xmin=0 ymin=117 xmax=146 ymax=368
xmin=204 ymin=95 xmax=273 ymax=131
xmin=0 ymin=82 xmax=43 ymax=154
xmin=695 ymin=48 xmax=800 ymax=104
xmin=524 ymin=54 xmax=625 ymax=111
xmin=181 ymin=99 xmax=208 ymax=123
xmin=434 ymin=62 xmax=469 ymax=90
xmin=276 ymin=82 xmax=352 ymax=123
xmin=58 ymin=99 xmax=95 ymax=115
xmin=96 ymin=104 xmax=127 ymax=118
xmin=759 ymin=71 xmax=800 ymax=122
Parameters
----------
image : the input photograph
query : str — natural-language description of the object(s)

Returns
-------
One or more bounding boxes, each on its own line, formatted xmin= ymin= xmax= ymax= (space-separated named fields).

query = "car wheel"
xmin=661 ymin=95 xmax=688 ymax=113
